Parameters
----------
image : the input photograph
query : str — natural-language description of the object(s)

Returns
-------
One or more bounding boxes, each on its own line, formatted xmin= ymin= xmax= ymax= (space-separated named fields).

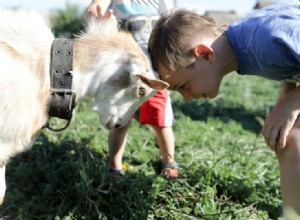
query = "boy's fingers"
xmin=269 ymin=129 xmax=279 ymax=150
xmin=272 ymin=129 xmax=279 ymax=144
xmin=263 ymin=126 xmax=280 ymax=151
xmin=279 ymin=128 xmax=289 ymax=149
xmin=261 ymin=124 xmax=269 ymax=144
xmin=277 ymin=135 xmax=283 ymax=150
xmin=278 ymin=136 xmax=286 ymax=150
xmin=262 ymin=126 xmax=272 ymax=147
xmin=261 ymin=120 xmax=268 ymax=134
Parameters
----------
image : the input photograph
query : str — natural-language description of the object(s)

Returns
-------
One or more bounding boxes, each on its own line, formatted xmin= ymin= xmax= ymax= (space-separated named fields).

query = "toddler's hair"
xmin=148 ymin=9 xmax=223 ymax=73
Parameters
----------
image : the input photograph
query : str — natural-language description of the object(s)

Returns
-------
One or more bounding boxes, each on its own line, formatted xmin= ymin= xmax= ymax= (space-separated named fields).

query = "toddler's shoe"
xmin=160 ymin=162 xmax=180 ymax=179
xmin=109 ymin=168 xmax=125 ymax=179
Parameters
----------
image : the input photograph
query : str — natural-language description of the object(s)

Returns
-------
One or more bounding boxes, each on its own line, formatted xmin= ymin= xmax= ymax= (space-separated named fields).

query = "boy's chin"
xmin=211 ymin=89 xmax=220 ymax=98
xmin=210 ymin=93 xmax=218 ymax=98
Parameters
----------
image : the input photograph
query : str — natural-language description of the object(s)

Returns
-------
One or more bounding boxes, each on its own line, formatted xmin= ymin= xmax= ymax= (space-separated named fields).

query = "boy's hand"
xmin=85 ymin=0 xmax=115 ymax=20
xmin=262 ymin=88 xmax=300 ymax=150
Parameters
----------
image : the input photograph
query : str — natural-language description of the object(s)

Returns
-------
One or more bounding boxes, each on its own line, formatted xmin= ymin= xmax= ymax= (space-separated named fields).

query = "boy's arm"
xmin=262 ymin=81 xmax=300 ymax=150
xmin=279 ymin=81 xmax=297 ymax=101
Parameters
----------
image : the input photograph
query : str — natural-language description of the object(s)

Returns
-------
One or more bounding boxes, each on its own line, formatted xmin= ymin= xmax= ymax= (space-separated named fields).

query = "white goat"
xmin=0 ymin=8 xmax=168 ymax=204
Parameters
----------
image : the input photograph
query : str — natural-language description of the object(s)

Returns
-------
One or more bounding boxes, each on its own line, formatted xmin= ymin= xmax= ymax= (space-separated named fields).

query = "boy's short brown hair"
xmin=148 ymin=9 xmax=223 ymax=74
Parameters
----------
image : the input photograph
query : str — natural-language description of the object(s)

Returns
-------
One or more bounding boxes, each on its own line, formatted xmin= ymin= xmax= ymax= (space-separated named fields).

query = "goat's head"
xmin=91 ymin=58 xmax=168 ymax=130
xmin=75 ymin=17 xmax=168 ymax=129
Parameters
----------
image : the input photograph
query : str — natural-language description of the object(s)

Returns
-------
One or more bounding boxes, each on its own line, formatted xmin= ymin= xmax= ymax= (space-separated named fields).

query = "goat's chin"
xmin=104 ymin=121 xmax=125 ymax=130
xmin=102 ymin=114 xmax=125 ymax=130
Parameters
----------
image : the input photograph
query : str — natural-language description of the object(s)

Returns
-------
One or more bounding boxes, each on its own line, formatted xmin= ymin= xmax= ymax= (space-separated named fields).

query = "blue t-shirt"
xmin=226 ymin=0 xmax=300 ymax=82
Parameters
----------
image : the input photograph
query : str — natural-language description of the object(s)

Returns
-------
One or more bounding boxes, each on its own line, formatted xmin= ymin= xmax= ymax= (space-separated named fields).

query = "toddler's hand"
xmin=85 ymin=0 xmax=115 ymax=21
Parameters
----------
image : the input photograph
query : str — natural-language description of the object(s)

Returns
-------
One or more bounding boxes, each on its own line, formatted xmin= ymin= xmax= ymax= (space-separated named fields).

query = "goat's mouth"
xmin=104 ymin=115 xmax=122 ymax=130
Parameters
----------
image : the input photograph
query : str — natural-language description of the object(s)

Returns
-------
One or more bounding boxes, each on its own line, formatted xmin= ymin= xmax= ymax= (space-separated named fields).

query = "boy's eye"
xmin=178 ymin=84 xmax=188 ymax=91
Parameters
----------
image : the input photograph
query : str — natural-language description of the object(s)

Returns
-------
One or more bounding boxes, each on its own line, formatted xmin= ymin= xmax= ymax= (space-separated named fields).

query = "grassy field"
xmin=0 ymin=72 xmax=282 ymax=219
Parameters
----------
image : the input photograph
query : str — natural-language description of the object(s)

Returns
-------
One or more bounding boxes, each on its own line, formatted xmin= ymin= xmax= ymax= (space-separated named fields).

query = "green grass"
xmin=0 ymin=73 xmax=282 ymax=219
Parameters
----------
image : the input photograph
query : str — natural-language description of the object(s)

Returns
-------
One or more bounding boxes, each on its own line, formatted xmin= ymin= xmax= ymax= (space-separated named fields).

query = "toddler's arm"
xmin=262 ymin=82 xmax=300 ymax=150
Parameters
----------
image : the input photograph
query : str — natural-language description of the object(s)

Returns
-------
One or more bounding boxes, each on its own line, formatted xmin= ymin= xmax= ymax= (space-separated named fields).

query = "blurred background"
xmin=0 ymin=0 xmax=258 ymax=14
xmin=0 ymin=0 xmax=280 ymax=38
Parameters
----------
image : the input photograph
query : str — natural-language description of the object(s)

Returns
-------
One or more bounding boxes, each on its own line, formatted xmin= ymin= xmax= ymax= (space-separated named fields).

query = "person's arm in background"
xmin=158 ymin=0 xmax=175 ymax=15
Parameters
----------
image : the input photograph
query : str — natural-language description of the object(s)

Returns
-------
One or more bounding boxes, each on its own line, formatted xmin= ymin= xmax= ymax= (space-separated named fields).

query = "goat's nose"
xmin=115 ymin=124 xmax=121 ymax=129
xmin=105 ymin=115 xmax=118 ymax=130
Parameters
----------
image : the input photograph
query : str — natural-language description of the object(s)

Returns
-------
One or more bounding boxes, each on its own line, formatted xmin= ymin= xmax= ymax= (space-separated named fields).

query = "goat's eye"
xmin=139 ymin=87 xmax=146 ymax=97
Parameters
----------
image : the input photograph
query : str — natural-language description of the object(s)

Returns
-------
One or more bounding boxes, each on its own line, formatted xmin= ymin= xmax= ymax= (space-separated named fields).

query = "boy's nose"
xmin=180 ymin=91 xmax=193 ymax=102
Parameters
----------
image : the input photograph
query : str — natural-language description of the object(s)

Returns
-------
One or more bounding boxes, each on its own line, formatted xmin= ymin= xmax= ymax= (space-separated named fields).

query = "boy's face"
xmin=158 ymin=51 xmax=222 ymax=101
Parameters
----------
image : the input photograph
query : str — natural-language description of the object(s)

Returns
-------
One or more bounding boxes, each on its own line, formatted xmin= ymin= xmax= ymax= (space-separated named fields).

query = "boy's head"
xmin=148 ymin=9 xmax=225 ymax=100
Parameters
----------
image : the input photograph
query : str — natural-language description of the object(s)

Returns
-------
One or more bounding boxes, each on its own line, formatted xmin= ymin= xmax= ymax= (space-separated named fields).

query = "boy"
xmin=148 ymin=0 xmax=300 ymax=217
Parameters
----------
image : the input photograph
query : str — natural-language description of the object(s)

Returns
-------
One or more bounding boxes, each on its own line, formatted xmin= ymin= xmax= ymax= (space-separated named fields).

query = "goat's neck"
xmin=71 ymin=42 xmax=117 ymax=101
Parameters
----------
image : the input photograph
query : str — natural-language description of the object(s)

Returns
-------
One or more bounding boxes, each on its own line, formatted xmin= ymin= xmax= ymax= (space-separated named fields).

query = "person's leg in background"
xmin=152 ymin=125 xmax=179 ymax=178
xmin=108 ymin=118 xmax=132 ymax=176
xmin=140 ymin=89 xmax=180 ymax=179
xmin=152 ymin=126 xmax=175 ymax=164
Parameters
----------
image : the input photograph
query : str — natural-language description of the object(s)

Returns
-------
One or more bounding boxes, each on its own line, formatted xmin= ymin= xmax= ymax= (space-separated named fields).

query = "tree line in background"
xmin=50 ymin=3 xmax=85 ymax=38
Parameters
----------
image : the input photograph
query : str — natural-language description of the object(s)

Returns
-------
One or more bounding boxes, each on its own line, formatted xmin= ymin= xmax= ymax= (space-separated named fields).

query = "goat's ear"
xmin=136 ymin=74 xmax=169 ymax=90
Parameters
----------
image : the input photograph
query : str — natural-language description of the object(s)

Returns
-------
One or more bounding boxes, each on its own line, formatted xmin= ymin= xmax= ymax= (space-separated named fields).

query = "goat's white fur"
xmin=0 ymin=8 xmax=168 ymax=204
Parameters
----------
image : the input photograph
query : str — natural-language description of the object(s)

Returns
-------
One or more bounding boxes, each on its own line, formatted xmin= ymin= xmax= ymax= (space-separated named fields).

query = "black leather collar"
xmin=44 ymin=39 xmax=76 ymax=132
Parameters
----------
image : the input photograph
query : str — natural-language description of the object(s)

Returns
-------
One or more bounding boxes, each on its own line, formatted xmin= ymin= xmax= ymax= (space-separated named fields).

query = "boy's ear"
xmin=193 ymin=44 xmax=216 ymax=63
